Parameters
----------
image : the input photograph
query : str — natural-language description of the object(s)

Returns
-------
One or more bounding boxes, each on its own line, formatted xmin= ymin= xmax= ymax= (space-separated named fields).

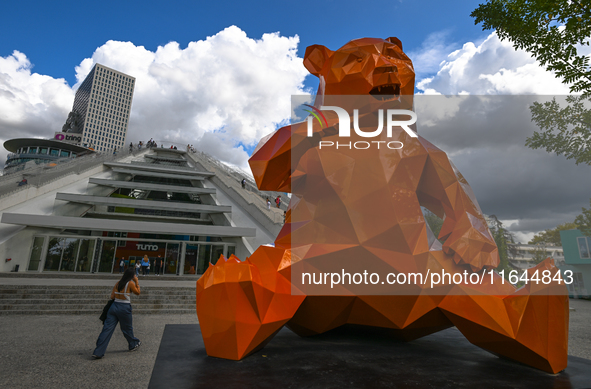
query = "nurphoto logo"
xmin=306 ymin=105 xmax=417 ymax=150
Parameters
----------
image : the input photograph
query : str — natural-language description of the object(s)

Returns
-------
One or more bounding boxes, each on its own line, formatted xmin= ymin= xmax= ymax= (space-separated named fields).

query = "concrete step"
xmin=0 ymin=288 xmax=196 ymax=295
xmin=0 ymin=285 xmax=197 ymax=315
xmin=0 ymin=294 xmax=195 ymax=300
xmin=1 ymin=303 xmax=195 ymax=310
xmin=0 ymin=296 xmax=196 ymax=304
xmin=0 ymin=308 xmax=196 ymax=315
xmin=0 ymin=273 xmax=201 ymax=280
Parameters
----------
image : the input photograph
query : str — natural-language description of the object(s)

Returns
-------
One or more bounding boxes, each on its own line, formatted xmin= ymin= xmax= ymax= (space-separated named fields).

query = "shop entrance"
xmin=29 ymin=235 xmax=236 ymax=276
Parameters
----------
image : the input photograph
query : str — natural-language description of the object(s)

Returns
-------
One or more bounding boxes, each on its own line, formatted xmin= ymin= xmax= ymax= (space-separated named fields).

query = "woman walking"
xmin=92 ymin=268 xmax=141 ymax=359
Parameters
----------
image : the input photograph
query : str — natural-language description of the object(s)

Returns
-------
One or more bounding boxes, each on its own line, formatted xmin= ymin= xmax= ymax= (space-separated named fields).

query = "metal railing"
xmin=192 ymin=150 xmax=287 ymax=205
xmin=0 ymin=148 xmax=149 ymax=200
xmin=186 ymin=151 xmax=286 ymax=226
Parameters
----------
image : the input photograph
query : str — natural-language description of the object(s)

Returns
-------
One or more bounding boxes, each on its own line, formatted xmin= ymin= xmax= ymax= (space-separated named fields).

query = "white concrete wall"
xmin=0 ymin=154 xmax=139 ymax=272
xmin=201 ymin=179 xmax=276 ymax=260
xmin=0 ymin=149 xmax=270 ymax=272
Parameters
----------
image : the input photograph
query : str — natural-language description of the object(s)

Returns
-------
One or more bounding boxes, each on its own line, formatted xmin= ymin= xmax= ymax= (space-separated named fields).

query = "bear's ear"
xmin=304 ymin=45 xmax=332 ymax=77
xmin=386 ymin=37 xmax=403 ymax=51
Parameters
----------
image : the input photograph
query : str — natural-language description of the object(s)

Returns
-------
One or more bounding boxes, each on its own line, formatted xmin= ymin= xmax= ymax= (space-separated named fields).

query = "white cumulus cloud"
xmin=0 ymin=26 xmax=309 ymax=169
xmin=0 ymin=50 xmax=74 ymax=165
xmin=416 ymin=32 xmax=571 ymax=95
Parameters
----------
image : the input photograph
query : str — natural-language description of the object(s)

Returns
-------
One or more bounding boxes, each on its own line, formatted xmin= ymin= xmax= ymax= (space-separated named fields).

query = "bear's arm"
xmin=249 ymin=121 xmax=323 ymax=192
xmin=415 ymin=136 xmax=499 ymax=272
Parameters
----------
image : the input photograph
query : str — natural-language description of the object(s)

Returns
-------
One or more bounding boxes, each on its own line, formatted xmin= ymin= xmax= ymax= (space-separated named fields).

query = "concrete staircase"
xmin=0 ymin=285 xmax=196 ymax=315
xmin=186 ymin=151 xmax=286 ymax=235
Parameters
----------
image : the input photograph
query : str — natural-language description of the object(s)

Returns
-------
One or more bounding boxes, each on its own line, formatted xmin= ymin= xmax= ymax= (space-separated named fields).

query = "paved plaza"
xmin=0 ymin=278 xmax=589 ymax=388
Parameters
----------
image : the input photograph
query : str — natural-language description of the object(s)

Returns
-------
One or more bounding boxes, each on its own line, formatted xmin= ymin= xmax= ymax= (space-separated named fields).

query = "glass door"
xmin=211 ymin=246 xmax=224 ymax=265
xmin=197 ymin=245 xmax=211 ymax=274
xmin=164 ymin=243 xmax=180 ymax=275
xmin=59 ymin=238 xmax=79 ymax=272
xmin=184 ymin=244 xmax=198 ymax=275
xmin=28 ymin=237 xmax=45 ymax=271
xmin=76 ymin=239 xmax=95 ymax=272
xmin=44 ymin=238 xmax=63 ymax=271
xmin=98 ymin=240 xmax=117 ymax=272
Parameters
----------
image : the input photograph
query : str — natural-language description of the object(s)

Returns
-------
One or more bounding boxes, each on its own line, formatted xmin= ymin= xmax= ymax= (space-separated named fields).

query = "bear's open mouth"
xmin=369 ymin=84 xmax=400 ymax=100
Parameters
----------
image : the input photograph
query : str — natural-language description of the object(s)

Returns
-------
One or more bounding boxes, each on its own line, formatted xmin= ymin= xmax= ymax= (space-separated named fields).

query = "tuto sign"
xmin=136 ymin=244 xmax=159 ymax=251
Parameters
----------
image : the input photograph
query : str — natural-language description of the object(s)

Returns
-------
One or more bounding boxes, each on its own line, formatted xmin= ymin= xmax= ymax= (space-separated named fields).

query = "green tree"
xmin=575 ymin=198 xmax=591 ymax=236
xmin=423 ymin=208 xmax=443 ymax=240
xmin=488 ymin=215 xmax=514 ymax=278
xmin=526 ymin=96 xmax=591 ymax=164
xmin=472 ymin=1 xmax=591 ymax=164
xmin=471 ymin=0 xmax=591 ymax=96
xmin=529 ymin=243 xmax=550 ymax=265
xmin=528 ymin=221 xmax=579 ymax=245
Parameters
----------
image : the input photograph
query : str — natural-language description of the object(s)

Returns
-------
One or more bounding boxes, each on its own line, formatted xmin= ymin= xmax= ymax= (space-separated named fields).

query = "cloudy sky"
xmin=0 ymin=0 xmax=589 ymax=242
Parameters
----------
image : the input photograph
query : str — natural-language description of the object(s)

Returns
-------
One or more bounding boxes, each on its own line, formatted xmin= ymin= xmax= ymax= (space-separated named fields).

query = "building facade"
xmin=0 ymin=147 xmax=285 ymax=276
xmin=2 ymin=138 xmax=94 ymax=175
xmin=558 ymin=229 xmax=590 ymax=298
xmin=63 ymin=64 xmax=135 ymax=153
xmin=508 ymin=242 xmax=564 ymax=270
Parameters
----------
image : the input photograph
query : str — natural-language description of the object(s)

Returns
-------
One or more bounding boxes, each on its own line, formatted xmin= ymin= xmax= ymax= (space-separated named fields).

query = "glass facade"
xmin=184 ymin=244 xmax=198 ymax=274
xmin=44 ymin=238 xmax=64 ymax=271
xmin=78 ymin=64 xmax=135 ymax=152
xmin=77 ymin=240 xmax=95 ymax=272
xmin=28 ymin=235 xmax=234 ymax=276
xmin=197 ymin=245 xmax=211 ymax=274
xmin=40 ymin=237 xmax=96 ymax=272
xmin=97 ymin=240 xmax=117 ymax=272
xmin=59 ymin=238 xmax=79 ymax=271
xmin=165 ymin=243 xmax=180 ymax=274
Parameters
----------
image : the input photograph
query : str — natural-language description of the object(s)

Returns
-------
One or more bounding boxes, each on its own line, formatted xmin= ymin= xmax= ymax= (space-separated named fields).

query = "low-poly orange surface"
xmin=196 ymin=37 xmax=568 ymax=373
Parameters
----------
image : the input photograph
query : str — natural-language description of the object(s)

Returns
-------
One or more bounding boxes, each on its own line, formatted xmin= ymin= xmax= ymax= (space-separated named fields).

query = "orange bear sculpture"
xmin=196 ymin=37 xmax=569 ymax=373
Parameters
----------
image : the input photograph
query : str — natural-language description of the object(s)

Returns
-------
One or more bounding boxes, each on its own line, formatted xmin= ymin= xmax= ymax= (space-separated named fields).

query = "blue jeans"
xmin=93 ymin=302 xmax=140 ymax=357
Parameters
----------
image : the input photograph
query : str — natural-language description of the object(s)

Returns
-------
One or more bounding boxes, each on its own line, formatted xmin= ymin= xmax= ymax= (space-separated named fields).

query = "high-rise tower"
xmin=62 ymin=64 xmax=135 ymax=152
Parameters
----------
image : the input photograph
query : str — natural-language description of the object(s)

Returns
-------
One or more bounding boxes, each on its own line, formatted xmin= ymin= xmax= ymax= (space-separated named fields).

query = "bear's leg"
xmin=286 ymin=295 xmax=453 ymax=340
xmin=196 ymin=247 xmax=304 ymax=360
xmin=287 ymin=296 xmax=357 ymax=336
xmin=438 ymin=261 xmax=568 ymax=373
xmin=347 ymin=295 xmax=453 ymax=341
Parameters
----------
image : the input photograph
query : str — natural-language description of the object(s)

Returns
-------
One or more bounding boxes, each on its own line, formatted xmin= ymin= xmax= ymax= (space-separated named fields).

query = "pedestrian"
xmin=135 ymin=259 xmax=141 ymax=276
xmin=141 ymin=255 xmax=150 ymax=276
xmin=119 ymin=257 xmax=125 ymax=273
xmin=155 ymin=255 xmax=163 ymax=276
xmin=275 ymin=195 xmax=281 ymax=208
xmin=266 ymin=198 xmax=271 ymax=210
xmin=129 ymin=142 xmax=133 ymax=153
xmin=92 ymin=268 xmax=141 ymax=359
xmin=283 ymin=211 xmax=287 ymax=224
xmin=241 ymin=178 xmax=246 ymax=189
